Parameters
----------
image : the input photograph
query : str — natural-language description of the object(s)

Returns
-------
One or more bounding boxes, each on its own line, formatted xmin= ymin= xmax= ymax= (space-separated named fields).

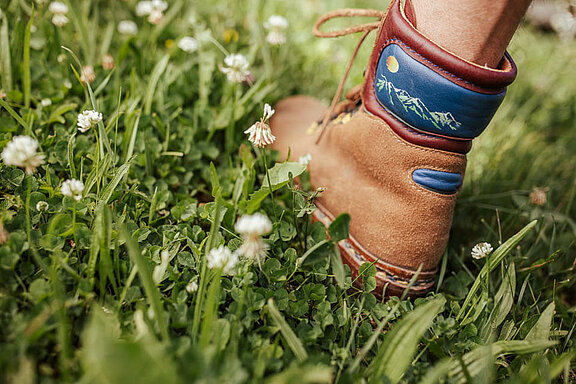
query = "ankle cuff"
xmin=363 ymin=0 xmax=517 ymax=143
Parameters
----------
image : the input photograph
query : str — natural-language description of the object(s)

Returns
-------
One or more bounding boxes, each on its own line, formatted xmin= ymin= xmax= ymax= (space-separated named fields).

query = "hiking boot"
xmin=270 ymin=0 xmax=517 ymax=297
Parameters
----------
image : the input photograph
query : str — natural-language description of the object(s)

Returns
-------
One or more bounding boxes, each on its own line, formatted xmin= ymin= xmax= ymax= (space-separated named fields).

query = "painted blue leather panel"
xmin=412 ymin=169 xmax=462 ymax=194
xmin=374 ymin=43 xmax=506 ymax=139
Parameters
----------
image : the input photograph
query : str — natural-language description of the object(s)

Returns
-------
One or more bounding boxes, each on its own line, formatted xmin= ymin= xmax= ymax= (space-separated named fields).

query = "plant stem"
xmin=72 ymin=200 xmax=78 ymax=256
xmin=262 ymin=149 xmax=277 ymax=220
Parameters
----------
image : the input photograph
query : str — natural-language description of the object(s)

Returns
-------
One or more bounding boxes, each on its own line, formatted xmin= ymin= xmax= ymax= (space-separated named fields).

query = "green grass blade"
xmin=0 ymin=98 xmax=30 ymax=131
xmin=120 ymin=224 xmax=169 ymax=341
xmin=458 ymin=220 xmax=538 ymax=320
xmin=367 ymin=296 xmax=446 ymax=384
xmin=348 ymin=302 xmax=400 ymax=374
xmin=199 ymin=273 xmax=221 ymax=349
xmin=22 ymin=9 xmax=33 ymax=108
xmin=526 ymin=302 xmax=555 ymax=341
xmin=100 ymin=162 xmax=131 ymax=203
xmin=0 ymin=13 xmax=13 ymax=92
xmin=420 ymin=340 xmax=557 ymax=384
xmin=144 ymin=54 xmax=169 ymax=115
xmin=267 ymin=298 xmax=308 ymax=362
xmin=124 ymin=111 xmax=141 ymax=163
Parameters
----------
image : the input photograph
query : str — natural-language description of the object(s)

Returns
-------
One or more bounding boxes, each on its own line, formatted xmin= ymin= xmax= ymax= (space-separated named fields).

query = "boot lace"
xmin=312 ymin=8 xmax=386 ymax=143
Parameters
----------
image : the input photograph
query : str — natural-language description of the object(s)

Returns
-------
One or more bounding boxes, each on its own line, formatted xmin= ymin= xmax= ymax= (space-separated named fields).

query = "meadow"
xmin=0 ymin=0 xmax=575 ymax=382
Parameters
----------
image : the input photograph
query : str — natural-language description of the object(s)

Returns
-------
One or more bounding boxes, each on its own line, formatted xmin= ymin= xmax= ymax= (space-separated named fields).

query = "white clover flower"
xmin=264 ymin=15 xmax=288 ymax=30
xmin=136 ymin=0 xmax=168 ymax=24
xmin=235 ymin=213 xmax=273 ymax=236
xmin=49 ymin=1 xmax=68 ymax=14
xmin=219 ymin=53 xmax=250 ymax=83
xmin=185 ymin=280 xmax=198 ymax=294
xmin=147 ymin=9 xmax=163 ymax=24
xmin=264 ymin=15 xmax=288 ymax=45
xmin=244 ymin=103 xmax=276 ymax=147
xmin=178 ymin=36 xmax=198 ymax=53
xmin=206 ymin=245 xmax=238 ymax=275
xmin=102 ymin=54 xmax=114 ymax=70
xmin=41 ymin=98 xmax=52 ymax=107
xmin=266 ymin=31 xmax=286 ymax=45
xmin=471 ymin=242 xmax=494 ymax=260
xmin=1 ymin=135 xmax=45 ymax=174
xmin=151 ymin=0 xmax=168 ymax=12
xmin=77 ymin=109 xmax=103 ymax=133
xmin=36 ymin=201 xmax=49 ymax=211
xmin=80 ymin=65 xmax=95 ymax=84
xmin=136 ymin=1 xmax=153 ymax=16
xmin=118 ymin=20 xmax=138 ymax=35
xmin=51 ymin=14 xmax=69 ymax=27
xmin=61 ymin=179 xmax=84 ymax=201
xmin=299 ymin=153 xmax=312 ymax=166
xmin=235 ymin=213 xmax=272 ymax=265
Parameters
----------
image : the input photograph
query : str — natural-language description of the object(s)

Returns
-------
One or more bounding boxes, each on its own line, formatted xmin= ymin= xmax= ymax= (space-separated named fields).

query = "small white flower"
xmin=151 ymin=0 xmax=168 ymax=12
xmin=219 ymin=53 xmax=250 ymax=83
xmin=77 ymin=109 xmax=103 ymax=133
xmin=264 ymin=15 xmax=288 ymax=30
xmin=235 ymin=213 xmax=272 ymax=265
xmin=262 ymin=103 xmax=275 ymax=121
xmin=49 ymin=1 xmax=68 ymax=14
xmin=237 ymin=238 xmax=269 ymax=265
xmin=102 ymin=54 xmax=114 ymax=70
xmin=36 ymin=201 xmax=49 ymax=211
xmin=1 ymin=135 xmax=45 ymax=174
xmin=264 ymin=15 xmax=288 ymax=45
xmin=235 ymin=213 xmax=273 ymax=236
xmin=136 ymin=0 xmax=167 ymax=24
xmin=118 ymin=20 xmax=138 ymax=35
xmin=244 ymin=103 xmax=276 ymax=147
xmin=147 ymin=9 xmax=163 ymax=24
xmin=80 ymin=65 xmax=95 ymax=84
xmin=178 ymin=36 xmax=198 ymax=53
xmin=266 ymin=31 xmax=286 ymax=45
xmin=51 ymin=13 xmax=69 ymax=27
xmin=206 ymin=245 xmax=238 ymax=275
xmin=57 ymin=54 xmax=67 ymax=63
xmin=471 ymin=242 xmax=494 ymax=260
xmin=299 ymin=153 xmax=312 ymax=166
xmin=40 ymin=98 xmax=52 ymax=107
xmin=135 ymin=1 xmax=153 ymax=16
xmin=61 ymin=179 xmax=84 ymax=201
xmin=185 ymin=280 xmax=198 ymax=294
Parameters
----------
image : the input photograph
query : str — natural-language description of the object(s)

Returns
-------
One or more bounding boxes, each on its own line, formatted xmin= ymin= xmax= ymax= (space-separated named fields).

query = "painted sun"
xmin=386 ymin=55 xmax=399 ymax=73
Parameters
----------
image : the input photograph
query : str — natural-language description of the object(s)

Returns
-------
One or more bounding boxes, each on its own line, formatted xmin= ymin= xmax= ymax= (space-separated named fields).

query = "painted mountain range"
xmin=376 ymin=74 xmax=462 ymax=131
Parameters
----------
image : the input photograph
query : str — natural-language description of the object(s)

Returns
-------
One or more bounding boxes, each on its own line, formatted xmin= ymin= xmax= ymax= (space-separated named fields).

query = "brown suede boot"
xmin=270 ymin=0 xmax=517 ymax=297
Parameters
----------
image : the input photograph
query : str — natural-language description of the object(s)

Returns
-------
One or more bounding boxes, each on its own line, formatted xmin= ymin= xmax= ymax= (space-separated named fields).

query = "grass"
xmin=0 ymin=0 xmax=575 ymax=382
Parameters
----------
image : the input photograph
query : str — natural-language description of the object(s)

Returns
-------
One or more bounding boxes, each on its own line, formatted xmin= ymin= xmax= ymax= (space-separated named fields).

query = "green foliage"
xmin=0 ymin=0 xmax=575 ymax=383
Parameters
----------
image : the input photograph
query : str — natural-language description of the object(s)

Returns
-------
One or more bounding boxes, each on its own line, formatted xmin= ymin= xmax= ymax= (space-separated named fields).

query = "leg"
xmin=410 ymin=0 xmax=532 ymax=67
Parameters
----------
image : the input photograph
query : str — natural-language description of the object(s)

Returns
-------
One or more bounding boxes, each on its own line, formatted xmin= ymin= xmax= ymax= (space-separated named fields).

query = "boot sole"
xmin=312 ymin=201 xmax=437 ymax=298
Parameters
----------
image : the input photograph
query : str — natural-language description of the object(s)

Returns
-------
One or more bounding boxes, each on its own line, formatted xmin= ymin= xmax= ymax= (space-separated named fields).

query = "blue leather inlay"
xmin=374 ymin=43 xmax=506 ymax=139
xmin=412 ymin=169 xmax=462 ymax=194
